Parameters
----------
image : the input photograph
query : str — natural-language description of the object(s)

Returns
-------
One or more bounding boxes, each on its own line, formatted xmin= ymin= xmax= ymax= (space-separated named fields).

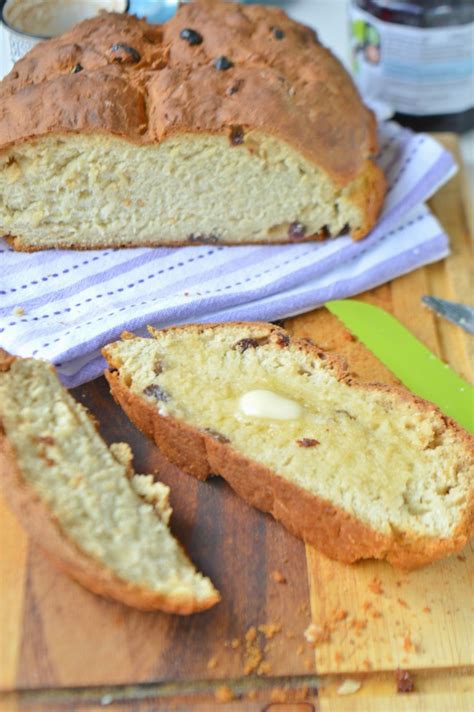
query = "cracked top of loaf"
xmin=0 ymin=0 xmax=378 ymax=186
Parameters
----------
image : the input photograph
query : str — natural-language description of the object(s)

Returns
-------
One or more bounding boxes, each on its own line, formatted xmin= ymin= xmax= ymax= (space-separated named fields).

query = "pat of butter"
xmin=239 ymin=389 xmax=302 ymax=420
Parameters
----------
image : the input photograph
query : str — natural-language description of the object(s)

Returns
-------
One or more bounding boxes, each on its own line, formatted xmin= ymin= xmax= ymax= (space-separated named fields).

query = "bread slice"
xmin=0 ymin=351 xmax=219 ymax=613
xmin=0 ymin=3 xmax=385 ymax=250
xmin=103 ymin=323 xmax=473 ymax=570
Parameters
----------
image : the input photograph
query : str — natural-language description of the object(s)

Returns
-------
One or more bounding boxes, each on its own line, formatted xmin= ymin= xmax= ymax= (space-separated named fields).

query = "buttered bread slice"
xmin=103 ymin=323 xmax=473 ymax=569
xmin=0 ymin=352 xmax=219 ymax=613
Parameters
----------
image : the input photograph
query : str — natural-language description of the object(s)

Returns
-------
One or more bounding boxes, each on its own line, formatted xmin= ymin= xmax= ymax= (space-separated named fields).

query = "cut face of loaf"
xmin=103 ymin=324 xmax=474 ymax=570
xmin=0 ymin=4 xmax=385 ymax=250
xmin=0 ymin=132 xmax=383 ymax=250
xmin=0 ymin=353 xmax=219 ymax=613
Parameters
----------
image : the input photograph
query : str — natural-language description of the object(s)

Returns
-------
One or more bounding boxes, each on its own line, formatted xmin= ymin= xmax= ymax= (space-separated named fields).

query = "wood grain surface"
xmin=0 ymin=135 xmax=472 ymax=711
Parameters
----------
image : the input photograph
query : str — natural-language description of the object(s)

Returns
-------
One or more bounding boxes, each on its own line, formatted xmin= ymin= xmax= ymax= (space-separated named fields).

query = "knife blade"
xmin=325 ymin=300 xmax=474 ymax=434
xmin=422 ymin=296 xmax=474 ymax=335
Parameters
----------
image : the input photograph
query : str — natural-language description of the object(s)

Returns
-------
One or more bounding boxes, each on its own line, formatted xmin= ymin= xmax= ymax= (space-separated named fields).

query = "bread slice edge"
xmin=0 ymin=354 xmax=220 ymax=614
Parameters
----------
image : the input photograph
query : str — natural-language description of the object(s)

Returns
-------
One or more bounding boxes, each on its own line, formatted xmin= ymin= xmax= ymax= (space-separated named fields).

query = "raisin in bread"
xmin=0 ymin=351 xmax=219 ymax=613
xmin=102 ymin=324 xmax=473 ymax=570
xmin=0 ymin=1 xmax=385 ymax=251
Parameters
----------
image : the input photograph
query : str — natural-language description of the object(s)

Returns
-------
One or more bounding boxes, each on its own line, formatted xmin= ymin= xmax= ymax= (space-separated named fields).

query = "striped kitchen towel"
xmin=0 ymin=121 xmax=456 ymax=387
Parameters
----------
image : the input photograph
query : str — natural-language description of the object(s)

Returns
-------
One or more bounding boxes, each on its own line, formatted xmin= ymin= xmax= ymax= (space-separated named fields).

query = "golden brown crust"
xmin=344 ymin=160 xmax=388 ymax=241
xmin=103 ymin=322 xmax=473 ymax=570
xmin=0 ymin=357 xmax=219 ymax=613
xmin=0 ymin=349 xmax=16 ymax=372
xmin=0 ymin=2 xmax=385 ymax=244
xmin=3 ymin=227 xmax=331 ymax=252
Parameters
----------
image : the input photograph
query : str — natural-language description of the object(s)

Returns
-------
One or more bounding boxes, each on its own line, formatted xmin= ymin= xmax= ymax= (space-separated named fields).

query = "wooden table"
xmin=0 ymin=135 xmax=472 ymax=711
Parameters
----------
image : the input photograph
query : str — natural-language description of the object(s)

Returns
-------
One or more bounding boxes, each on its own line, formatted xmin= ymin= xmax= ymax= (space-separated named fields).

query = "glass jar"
xmin=350 ymin=0 xmax=474 ymax=132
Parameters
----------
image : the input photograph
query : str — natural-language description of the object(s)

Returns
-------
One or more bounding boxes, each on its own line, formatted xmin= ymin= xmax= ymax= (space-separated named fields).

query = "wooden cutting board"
xmin=0 ymin=135 xmax=472 ymax=712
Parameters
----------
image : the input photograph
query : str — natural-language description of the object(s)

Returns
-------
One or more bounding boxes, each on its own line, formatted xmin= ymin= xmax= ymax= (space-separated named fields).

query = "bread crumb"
xmin=296 ymin=644 xmax=304 ymax=655
xmin=257 ymin=661 xmax=271 ymax=675
xmin=337 ymin=679 xmax=362 ymax=695
xmin=304 ymin=622 xmax=331 ymax=646
xmin=331 ymin=608 xmax=348 ymax=622
xmin=403 ymin=634 xmax=414 ymax=653
xmin=397 ymin=598 xmax=409 ymax=608
xmin=207 ymin=656 xmax=218 ymax=670
xmin=362 ymin=658 xmax=372 ymax=670
xmin=215 ymin=686 xmax=236 ymax=703
xmin=271 ymin=569 xmax=287 ymax=584
xmin=270 ymin=688 xmax=289 ymax=703
xmin=457 ymin=554 xmax=466 ymax=562
xmin=395 ymin=668 xmax=414 ymax=693
xmin=12 ymin=306 xmax=25 ymax=316
xmin=423 ymin=606 xmax=431 ymax=614
xmin=258 ymin=623 xmax=281 ymax=640
xmin=245 ymin=626 xmax=257 ymax=643
xmin=304 ymin=659 xmax=314 ymax=671
xmin=230 ymin=638 xmax=240 ymax=649
xmin=334 ymin=650 xmax=343 ymax=663
xmin=370 ymin=609 xmax=382 ymax=619
xmin=368 ymin=577 xmax=383 ymax=595
xmin=362 ymin=600 xmax=372 ymax=611
xmin=243 ymin=626 xmax=263 ymax=675
xmin=349 ymin=618 xmax=367 ymax=633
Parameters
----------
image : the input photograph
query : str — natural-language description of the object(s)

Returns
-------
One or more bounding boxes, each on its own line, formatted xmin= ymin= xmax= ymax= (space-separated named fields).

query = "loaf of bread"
xmin=103 ymin=323 xmax=473 ymax=570
xmin=0 ymin=0 xmax=385 ymax=250
xmin=0 ymin=351 xmax=219 ymax=613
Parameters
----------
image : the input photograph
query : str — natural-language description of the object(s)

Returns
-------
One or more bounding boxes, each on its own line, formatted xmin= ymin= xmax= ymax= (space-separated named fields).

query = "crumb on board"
xmin=423 ymin=607 xmax=431 ymax=614
xmin=368 ymin=577 xmax=384 ymax=595
xmin=363 ymin=658 xmax=372 ymax=670
xmin=395 ymin=668 xmax=415 ymax=693
xmin=245 ymin=626 xmax=257 ymax=643
xmin=270 ymin=688 xmax=289 ymax=703
xmin=243 ymin=626 xmax=263 ymax=676
xmin=337 ymin=679 xmax=362 ymax=696
xmin=304 ymin=623 xmax=331 ymax=647
xmin=271 ymin=569 xmax=287 ymax=584
xmin=457 ymin=555 xmax=466 ymax=562
xmin=397 ymin=598 xmax=409 ymax=608
xmin=257 ymin=661 xmax=272 ymax=675
xmin=270 ymin=685 xmax=309 ymax=703
xmin=215 ymin=686 xmax=236 ymax=703
xmin=230 ymin=638 xmax=240 ymax=649
xmin=258 ymin=623 xmax=281 ymax=640
xmin=331 ymin=608 xmax=348 ymax=622
xmin=297 ymin=644 xmax=304 ymax=656
xmin=207 ymin=656 xmax=218 ymax=670
xmin=403 ymin=634 xmax=414 ymax=653
xmin=334 ymin=650 xmax=343 ymax=663
xmin=12 ymin=306 xmax=25 ymax=316
xmin=349 ymin=618 xmax=367 ymax=634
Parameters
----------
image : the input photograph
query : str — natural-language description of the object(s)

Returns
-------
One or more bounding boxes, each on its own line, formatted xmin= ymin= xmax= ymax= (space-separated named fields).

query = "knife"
xmin=422 ymin=296 xmax=474 ymax=335
xmin=325 ymin=300 xmax=474 ymax=434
